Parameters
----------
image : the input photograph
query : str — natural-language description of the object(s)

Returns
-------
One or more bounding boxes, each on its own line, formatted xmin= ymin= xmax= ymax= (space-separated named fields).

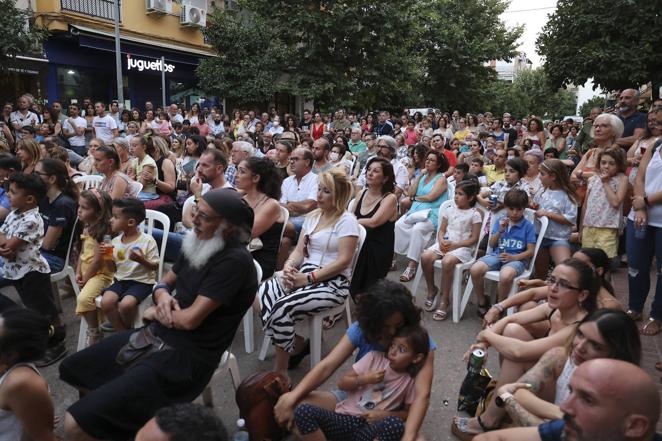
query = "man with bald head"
xmin=475 ymin=358 xmax=661 ymax=441
xmin=616 ymin=88 xmax=647 ymax=148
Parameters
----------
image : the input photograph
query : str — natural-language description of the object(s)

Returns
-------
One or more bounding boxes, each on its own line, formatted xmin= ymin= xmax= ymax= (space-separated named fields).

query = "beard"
xmin=181 ymin=223 xmax=227 ymax=270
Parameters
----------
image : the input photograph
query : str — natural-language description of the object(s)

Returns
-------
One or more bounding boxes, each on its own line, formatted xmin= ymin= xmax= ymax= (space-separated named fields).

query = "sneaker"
xmin=35 ymin=342 xmax=68 ymax=368
xmin=100 ymin=322 xmax=116 ymax=333
xmin=84 ymin=328 xmax=103 ymax=348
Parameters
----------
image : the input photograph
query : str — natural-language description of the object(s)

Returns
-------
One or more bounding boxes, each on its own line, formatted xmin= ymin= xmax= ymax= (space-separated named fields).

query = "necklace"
xmin=246 ymin=193 xmax=268 ymax=210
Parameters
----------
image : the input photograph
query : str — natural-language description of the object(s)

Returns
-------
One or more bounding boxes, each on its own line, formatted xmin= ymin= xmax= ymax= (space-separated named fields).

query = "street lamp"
xmin=114 ymin=0 xmax=124 ymax=110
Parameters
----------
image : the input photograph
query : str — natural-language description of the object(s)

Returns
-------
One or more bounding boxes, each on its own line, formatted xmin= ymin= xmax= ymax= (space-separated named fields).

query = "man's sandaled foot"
xmin=641 ymin=318 xmax=662 ymax=336
xmin=626 ymin=310 xmax=643 ymax=321
xmin=399 ymin=266 xmax=416 ymax=282
xmin=432 ymin=302 xmax=449 ymax=321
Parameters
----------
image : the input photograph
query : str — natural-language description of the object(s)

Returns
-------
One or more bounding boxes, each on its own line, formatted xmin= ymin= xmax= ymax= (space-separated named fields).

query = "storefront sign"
xmin=126 ymin=54 xmax=175 ymax=73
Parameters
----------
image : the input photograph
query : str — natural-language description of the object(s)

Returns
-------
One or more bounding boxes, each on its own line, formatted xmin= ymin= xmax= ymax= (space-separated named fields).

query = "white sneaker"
xmin=85 ymin=328 xmax=103 ymax=347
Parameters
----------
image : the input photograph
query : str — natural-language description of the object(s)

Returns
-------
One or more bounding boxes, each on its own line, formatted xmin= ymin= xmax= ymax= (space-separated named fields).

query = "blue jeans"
xmin=150 ymin=228 xmax=183 ymax=263
xmin=625 ymin=219 xmax=662 ymax=319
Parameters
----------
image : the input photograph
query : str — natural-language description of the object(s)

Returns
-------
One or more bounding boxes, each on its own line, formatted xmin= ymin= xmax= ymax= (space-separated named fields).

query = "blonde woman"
xmin=15 ymin=138 xmax=42 ymax=174
xmin=259 ymin=169 xmax=359 ymax=382
xmin=78 ymin=138 xmax=104 ymax=175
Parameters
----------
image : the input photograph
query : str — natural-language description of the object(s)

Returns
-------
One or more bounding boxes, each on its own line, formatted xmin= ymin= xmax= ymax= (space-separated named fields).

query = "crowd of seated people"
xmin=0 ymin=93 xmax=659 ymax=440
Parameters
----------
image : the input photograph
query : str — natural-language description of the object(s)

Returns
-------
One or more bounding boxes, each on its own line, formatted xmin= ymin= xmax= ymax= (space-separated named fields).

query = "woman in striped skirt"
xmin=260 ymin=169 xmax=359 ymax=381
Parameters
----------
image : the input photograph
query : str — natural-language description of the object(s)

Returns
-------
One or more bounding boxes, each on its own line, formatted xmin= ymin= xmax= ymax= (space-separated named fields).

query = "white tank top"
xmin=630 ymin=148 xmax=662 ymax=227
xmin=0 ymin=363 xmax=40 ymax=441
xmin=554 ymin=357 xmax=576 ymax=406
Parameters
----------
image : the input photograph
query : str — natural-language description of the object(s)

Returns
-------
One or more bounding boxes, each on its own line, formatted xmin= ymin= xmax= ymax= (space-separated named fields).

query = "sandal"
xmin=626 ymin=310 xmax=643 ymax=321
xmin=322 ymin=311 xmax=343 ymax=330
xmin=432 ymin=303 xmax=449 ymax=321
xmin=641 ymin=318 xmax=662 ymax=336
xmin=451 ymin=415 xmax=494 ymax=441
xmin=476 ymin=298 xmax=491 ymax=318
xmin=424 ymin=289 xmax=439 ymax=312
xmin=399 ymin=266 xmax=417 ymax=282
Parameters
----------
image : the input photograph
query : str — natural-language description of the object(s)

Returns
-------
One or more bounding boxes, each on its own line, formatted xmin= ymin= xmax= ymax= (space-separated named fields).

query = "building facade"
xmin=29 ymin=0 xmax=217 ymax=110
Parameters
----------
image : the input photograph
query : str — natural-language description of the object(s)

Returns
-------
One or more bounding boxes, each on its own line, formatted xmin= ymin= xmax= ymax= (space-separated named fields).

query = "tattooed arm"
xmin=499 ymin=347 xmax=566 ymax=425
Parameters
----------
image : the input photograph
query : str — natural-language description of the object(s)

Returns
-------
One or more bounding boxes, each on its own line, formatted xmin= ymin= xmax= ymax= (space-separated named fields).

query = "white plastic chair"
xmin=409 ymin=202 xmax=488 ymax=322
xmin=461 ymin=209 xmax=548 ymax=318
xmin=200 ymin=260 xmax=262 ymax=407
xmin=51 ymin=219 xmax=79 ymax=315
xmin=73 ymin=175 xmax=103 ymax=190
xmin=77 ymin=210 xmax=171 ymax=351
xmin=259 ymin=225 xmax=367 ymax=365
xmin=242 ymin=208 xmax=289 ymax=353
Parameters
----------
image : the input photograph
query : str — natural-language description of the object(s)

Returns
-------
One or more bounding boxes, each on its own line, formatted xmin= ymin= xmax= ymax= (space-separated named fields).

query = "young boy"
xmin=469 ymin=189 xmax=535 ymax=315
xmin=469 ymin=158 xmax=488 ymax=187
xmin=100 ymin=198 xmax=159 ymax=331
xmin=0 ymin=173 xmax=66 ymax=365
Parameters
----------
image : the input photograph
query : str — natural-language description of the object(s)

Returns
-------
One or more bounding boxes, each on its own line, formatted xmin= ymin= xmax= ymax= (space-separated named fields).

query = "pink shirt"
xmin=335 ymin=351 xmax=416 ymax=416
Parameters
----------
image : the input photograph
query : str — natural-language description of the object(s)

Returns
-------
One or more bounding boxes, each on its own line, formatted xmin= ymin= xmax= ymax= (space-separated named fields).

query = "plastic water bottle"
xmin=233 ymin=419 xmax=249 ymax=441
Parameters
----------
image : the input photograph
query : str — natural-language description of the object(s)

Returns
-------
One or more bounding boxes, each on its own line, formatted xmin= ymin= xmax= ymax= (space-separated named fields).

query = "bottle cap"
xmin=237 ymin=418 xmax=245 ymax=428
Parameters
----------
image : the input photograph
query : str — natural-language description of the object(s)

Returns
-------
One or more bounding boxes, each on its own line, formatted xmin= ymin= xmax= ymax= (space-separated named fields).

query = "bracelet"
xmin=311 ymin=271 xmax=318 ymax=283
xmin=152 ymin=282 xmax=172 ymax=302
xmin=494 ymin=303 xmax=505 ymax=313
xmin=307 ymin=273 xmax=313 ymax=284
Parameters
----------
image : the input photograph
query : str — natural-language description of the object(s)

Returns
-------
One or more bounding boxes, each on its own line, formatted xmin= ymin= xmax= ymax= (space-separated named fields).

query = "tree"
xmin=481 ymin=68 xmax=577 ymax=119
xmin=578 ymin=95 xmax=607 ymax=117
xmin=414 ymin=0 xmax=523 ymax=112
xmin=199 ymin=0 xmax=421 ymax=110
xmin=0 ymin=0 xmax=47 ymax=66
xmin=537 ymin=0 xmax=662 ymax=95
xmin=199 ymin=0 xmax=521 ymax=111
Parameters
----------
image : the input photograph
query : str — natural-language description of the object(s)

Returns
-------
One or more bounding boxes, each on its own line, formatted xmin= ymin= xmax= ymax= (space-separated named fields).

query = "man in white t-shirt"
xmin=278 ymin=147 xmax=318 ymax=268
xmin=10 ymin=95 xmax=40 ymax=141
xmin=62 ymin=104 xmax=88 ymax=156
xmin=167 ymin=103 xmax=184 ymax=124
xmin=93 ymin=101 xmax=118 ymax=145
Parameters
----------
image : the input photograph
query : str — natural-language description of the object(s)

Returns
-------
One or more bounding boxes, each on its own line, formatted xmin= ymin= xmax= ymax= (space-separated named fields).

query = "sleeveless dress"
xmin=312 ymin=123 xmax=325 ymax=140
xmin=554 ymin=357 xmax=576 ymax=406
xmin=0 ymin=363 xmax=41 ymax=441
xmin=143 ymin=156 xmax=175 ymax=210
xmin=252 ymin=221 xmax=284 ymax=280
xmin=349 ymin=191 xmax=395 ymax=297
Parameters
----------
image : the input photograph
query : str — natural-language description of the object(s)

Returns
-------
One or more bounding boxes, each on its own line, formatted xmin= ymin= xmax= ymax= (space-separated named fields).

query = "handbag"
xmin=235 ymin=371 xmax=290 ymax=441
xmin=404 ymin=208 xmax=431 ymax=225
xmin=115 ymin=326 xmax=174 ymax=370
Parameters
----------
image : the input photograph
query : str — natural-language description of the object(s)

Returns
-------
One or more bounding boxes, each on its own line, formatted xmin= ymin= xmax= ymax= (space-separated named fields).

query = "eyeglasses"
xmin=289 ymin=157 xmax=302 ymax=162
xmin=32 ymin=171 xmax=50 ymax=176
xmin=191 ymin=204 xmax=221 ymax=222
xmin=546 ymin=275 xmax=581 ymax=291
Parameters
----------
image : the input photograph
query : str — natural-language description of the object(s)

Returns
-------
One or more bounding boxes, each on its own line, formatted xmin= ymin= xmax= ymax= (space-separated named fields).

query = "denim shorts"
xmin=330 ymin=388 xmax=349 ymax=402
xmin=477 ymin=254 xmax=527 ymax=275
xmin=540 ymin=238 xmax=570 ymax=249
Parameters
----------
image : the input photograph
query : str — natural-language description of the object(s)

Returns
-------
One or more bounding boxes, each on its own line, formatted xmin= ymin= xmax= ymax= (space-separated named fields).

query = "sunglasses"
xmin=303 ymin=234 xmax=310 ymax=258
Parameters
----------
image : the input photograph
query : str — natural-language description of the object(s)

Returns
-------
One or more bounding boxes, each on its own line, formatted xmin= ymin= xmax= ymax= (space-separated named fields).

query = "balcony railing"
xmin=61 ymin=0 xmax=120 ymax=21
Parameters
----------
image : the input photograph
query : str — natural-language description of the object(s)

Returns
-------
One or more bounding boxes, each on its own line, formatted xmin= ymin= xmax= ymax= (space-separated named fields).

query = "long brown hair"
xmin=540 ymin=159 xmax=579 ymax=204
xmin=79 ymin=189 xmax=112 ymax=243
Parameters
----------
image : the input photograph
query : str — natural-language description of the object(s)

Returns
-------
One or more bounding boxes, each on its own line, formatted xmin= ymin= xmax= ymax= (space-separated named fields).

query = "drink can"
xmin=468 ymin=348 xmax=485 ymax=372
xmin=489 ymin=194 xmax=498 ymax=207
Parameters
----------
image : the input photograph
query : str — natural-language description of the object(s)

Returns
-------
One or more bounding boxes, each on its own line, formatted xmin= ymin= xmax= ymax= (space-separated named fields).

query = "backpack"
xmin=235 ymin=371 xmax=289 ymax=441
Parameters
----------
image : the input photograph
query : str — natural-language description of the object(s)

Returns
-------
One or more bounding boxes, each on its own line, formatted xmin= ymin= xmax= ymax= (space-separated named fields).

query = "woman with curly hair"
xmin=273 ymin=279 xmax=436 ymax=441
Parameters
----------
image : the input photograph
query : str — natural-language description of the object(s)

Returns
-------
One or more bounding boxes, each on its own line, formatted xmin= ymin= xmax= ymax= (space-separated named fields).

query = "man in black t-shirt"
xmin=502 ymin=113 xmax=518 ymax=148
xmin=60 ymin=189 xmax=257 ymax=441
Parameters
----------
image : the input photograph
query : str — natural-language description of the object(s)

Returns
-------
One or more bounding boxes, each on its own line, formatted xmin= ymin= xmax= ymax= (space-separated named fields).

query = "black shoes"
xmin=35 ymin=341 xmax=68 ymax=367
xmin=288 ymin=339 xmax=310 ymax=370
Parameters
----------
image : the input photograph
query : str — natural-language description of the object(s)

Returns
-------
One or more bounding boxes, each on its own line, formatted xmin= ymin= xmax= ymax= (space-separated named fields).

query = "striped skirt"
xmin=259 ymin=263 xmax=349 ymax=353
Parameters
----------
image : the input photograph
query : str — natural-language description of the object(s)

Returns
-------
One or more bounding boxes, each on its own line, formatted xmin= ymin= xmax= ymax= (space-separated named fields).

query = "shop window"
xmin=57 ymin=67 xmax=117 ymax=106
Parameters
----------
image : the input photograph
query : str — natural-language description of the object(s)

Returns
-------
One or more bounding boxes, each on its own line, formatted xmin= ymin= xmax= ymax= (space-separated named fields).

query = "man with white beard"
xmin=60 ymin=189 xmax=258 ymax=441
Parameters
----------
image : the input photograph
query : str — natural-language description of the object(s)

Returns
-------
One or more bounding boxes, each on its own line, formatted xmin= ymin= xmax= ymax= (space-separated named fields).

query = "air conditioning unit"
xmin=180 ymin=3 xmax=207 ymax=27
xmin=146 ymin=0 xmax=173 ymax=14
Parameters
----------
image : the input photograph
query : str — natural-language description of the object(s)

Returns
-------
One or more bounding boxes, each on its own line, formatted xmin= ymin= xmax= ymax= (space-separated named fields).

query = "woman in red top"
xmin=310 ymin=112 xmax=326 ymax=140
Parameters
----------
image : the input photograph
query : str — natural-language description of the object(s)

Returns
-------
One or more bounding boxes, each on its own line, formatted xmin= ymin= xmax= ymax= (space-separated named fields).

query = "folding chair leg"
xmin=243 ymin=310 xmax=254 ymax=353
xmin=310 ymin=316 xmax=323 ymax=369
xmin=460 ymin=278 xmax=474 ymax=320
xmin=410 ymin=266 xmax=424 ymax=307
xmin=77 ymin=318 xmax=87 ymax=352
xmin=51 ymin=282 xmax=62 ymax=314
xmin=452 ymin=269 xmax=462 ymax=323
xmin=258 ymin=334 xmax=271 ymax=361
xmin=345 ymin=301 xmax=352 ymax=325
xmin=227 ymin=352 xmax=241 ymax=389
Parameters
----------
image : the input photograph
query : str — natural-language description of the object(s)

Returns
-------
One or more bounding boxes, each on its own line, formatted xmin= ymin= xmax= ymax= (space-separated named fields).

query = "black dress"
xmin=349 ymin=191 xmax=395 ymax=298
xmin=252 ymin=221 xmax=283 ymax=280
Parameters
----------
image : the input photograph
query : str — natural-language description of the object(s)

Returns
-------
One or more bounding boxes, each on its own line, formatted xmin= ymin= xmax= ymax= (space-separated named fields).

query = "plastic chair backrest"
xmin=73 ymin=175 xmax=103 ymax=190
xmin=140 ymin=209 xmax=171 ymax=279
xmin=349 ymin=224 xmax=367 ymax=280
xmin=279 ymin=206 xmax=290 ymax=243
xmin=254 ymin=259 xmax=263 ymax=285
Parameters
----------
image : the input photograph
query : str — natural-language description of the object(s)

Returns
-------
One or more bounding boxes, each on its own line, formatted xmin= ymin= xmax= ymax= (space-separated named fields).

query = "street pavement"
xmin=6 ymin=256 xmax=661 ymax=440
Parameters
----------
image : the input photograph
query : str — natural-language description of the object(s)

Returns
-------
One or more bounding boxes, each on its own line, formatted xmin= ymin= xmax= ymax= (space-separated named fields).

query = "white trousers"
xmin=394 ymin=217 xmax=435 ymax=263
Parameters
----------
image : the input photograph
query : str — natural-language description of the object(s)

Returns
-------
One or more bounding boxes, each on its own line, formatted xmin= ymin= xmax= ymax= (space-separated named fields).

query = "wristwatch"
xmin=495 ymin=392 xmax=514 ymax=408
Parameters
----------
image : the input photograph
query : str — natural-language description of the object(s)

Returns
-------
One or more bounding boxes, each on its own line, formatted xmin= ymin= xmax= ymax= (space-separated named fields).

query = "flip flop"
xmin=476 ymin=298 xmax=491 ymax=318
xmin=322 ymin=311 xmax=343 ymax=330
xmin=641 ymin=318 xmax=662 ymax=336
xmin=399 ymin=266 xmax=417 ymax=282
xmin=451 ymin=416 xmax=493 ymax=441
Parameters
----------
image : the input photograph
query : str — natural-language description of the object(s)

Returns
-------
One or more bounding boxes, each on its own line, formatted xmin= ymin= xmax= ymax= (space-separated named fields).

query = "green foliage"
xmin=537 ymin=0 xmax=662 ymax=92
xmin=414 ymin=0 xmax=522 ymax=112
xmin=481 ymin=68 xmax=577 ymax=119
xmin=0 ymin=0 xmax=47 ymax=65
xmin=579 ymin=95 xmax=607 ymax=117
xmin=199 ymin=0 xmax=522 ymax=111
